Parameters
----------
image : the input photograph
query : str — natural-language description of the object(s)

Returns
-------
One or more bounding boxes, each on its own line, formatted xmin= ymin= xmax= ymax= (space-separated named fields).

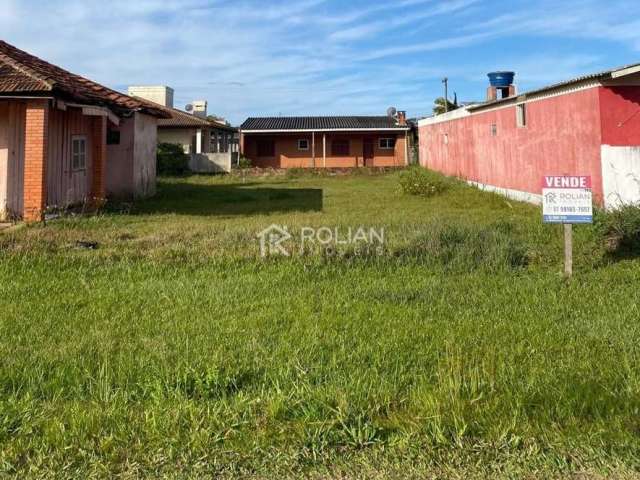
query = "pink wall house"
xmin=419 ymin=64 xmax=640 ymax=209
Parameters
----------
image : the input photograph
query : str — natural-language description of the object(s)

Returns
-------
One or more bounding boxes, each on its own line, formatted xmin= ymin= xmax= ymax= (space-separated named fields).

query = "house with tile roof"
xmin=0 ymin=40 xmax=170 ymax=221
xmin=129 ymin=86 xmax=238 ymax=173
xmin=239 ymin=114 xmax=410 ymax=169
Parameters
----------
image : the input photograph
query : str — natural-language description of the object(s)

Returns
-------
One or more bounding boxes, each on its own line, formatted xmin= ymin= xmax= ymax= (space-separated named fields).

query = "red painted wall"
xmin=599 ymin=86 xmax=640 ymax=146
xmin=420 ymin=87 xmax=605 ymax=201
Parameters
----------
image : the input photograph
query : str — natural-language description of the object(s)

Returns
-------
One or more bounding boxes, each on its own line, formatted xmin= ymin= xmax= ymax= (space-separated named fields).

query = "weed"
xmin=398 ymin=166 xmax=456 ymax=197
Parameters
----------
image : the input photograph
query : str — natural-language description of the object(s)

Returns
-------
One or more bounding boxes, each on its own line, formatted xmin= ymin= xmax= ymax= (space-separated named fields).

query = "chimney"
xmin=486 ymin=72 xmax=516 ymax=101
xmin=192 ymin=100 xmax=208 ymax=119
xmin=127 ymin=85 xmax=174 ymax=108
xmin=396 ymin=110 xmax=407 ymax=126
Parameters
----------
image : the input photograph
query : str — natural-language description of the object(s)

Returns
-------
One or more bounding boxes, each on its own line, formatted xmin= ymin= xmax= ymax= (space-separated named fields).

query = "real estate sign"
xmin=542 ymin=176 xmax=593 ymax=224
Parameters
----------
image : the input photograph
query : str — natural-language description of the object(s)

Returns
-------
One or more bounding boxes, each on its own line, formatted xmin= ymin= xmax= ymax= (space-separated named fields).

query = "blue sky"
xmin=2 ymin=0 xmax=640 ymax=124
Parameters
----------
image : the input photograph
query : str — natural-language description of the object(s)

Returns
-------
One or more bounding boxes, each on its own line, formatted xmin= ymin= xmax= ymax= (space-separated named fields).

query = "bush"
xmin=237 ymin=155 xmax=252 ymax=169
xmin=398 ymin=167 xmax=453 ymax=197
xmin=594 ymin=204 xmax=640 ymax=253
xmin=157 ymin=143 xmax=190 ymax=176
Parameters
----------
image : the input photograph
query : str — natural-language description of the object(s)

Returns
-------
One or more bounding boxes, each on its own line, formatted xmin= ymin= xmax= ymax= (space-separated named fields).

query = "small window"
xmin=490 ymin=124 xmax=498 ymax=137
xmin=257 ymin=139 xmax=275 ymax=157
xmin=443 ymin=133 xmax=449 ymax=145
xmin=107 ymin=128 xmax=120 ymax=145
xmin=331 ymin=139 xmax=350 ymax=156
xmin=379 ymin=138 xmax=396 ymax=149
xmin=516 ymin=103 xmax=527 ymax=128
xmin=71 ymin=136 xmax=87 ymax=171
xmin=298 ymin=139 xmax=309 ymax=151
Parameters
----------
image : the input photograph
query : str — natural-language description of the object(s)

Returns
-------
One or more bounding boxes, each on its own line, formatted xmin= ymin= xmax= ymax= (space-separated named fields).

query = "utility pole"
xmin=442 ymin=77 xmax=449 ymax=113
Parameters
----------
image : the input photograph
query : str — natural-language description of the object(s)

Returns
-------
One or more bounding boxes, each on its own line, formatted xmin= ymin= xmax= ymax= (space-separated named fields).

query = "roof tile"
xmin=0 ymin=40 xmax=169 ymax=118
xmin=241 ymin=116 xmax=407 ymax=131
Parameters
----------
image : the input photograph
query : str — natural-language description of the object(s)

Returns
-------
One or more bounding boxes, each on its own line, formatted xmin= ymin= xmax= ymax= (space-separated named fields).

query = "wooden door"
xmin=363 ymin=138 xmax=374 ymax=167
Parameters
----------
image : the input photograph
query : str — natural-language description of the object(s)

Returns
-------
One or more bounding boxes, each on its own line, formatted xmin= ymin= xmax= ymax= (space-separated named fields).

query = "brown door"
xmin=363 ymin=138 xmax=374 ymax=167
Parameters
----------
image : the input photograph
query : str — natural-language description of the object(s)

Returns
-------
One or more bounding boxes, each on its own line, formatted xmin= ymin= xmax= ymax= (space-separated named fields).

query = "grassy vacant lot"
xmin=1 ymin=170 xmax=639 ymax=479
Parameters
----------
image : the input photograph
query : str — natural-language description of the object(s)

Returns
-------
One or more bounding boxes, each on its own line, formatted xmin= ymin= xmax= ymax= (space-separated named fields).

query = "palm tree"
xmin=433 ymin=93 xmax=459 ymax=115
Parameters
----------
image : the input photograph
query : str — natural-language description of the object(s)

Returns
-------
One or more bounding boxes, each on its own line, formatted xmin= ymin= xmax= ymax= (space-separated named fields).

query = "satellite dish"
xmin=185 ymin=104 xmax=194 ymax=112
xmin=387 ymin=106 xmax=397 ymax=118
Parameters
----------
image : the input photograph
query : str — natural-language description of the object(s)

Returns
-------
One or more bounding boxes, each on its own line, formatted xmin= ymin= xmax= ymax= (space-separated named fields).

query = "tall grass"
xmin=0 ymin=172 xmax=639 ymax=478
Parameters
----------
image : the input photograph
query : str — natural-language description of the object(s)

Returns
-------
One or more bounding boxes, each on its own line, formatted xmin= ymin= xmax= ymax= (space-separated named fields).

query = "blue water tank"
xmin=488 ymin=71 xmax=515 ymax=87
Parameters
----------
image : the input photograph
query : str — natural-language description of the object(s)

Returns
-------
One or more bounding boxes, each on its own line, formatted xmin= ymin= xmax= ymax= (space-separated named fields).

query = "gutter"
xmin=241 ymin=127 xmax=410 ymax=134
xmin=0 ymin=95 xmax=55 ymax=100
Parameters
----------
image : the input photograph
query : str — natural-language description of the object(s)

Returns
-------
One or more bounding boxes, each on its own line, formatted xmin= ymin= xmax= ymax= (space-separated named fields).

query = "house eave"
xmin=241 ymin=127 xmax=410 ymax=134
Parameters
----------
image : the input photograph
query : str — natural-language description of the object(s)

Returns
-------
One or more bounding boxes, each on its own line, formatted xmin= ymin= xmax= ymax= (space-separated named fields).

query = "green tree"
xmin=433 ymin=93 xmax=459 ymax=115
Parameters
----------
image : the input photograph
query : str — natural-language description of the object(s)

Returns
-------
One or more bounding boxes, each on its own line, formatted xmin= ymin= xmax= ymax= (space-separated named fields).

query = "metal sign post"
xmin=542 ymin=176 xmax=593 ymax=278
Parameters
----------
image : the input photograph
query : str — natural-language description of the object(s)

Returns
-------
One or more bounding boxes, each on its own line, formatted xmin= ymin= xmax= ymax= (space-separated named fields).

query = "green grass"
xmin=1 ymin=170 xmax=640 ymax=478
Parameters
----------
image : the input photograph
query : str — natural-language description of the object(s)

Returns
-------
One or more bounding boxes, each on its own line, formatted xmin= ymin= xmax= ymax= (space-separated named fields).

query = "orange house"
xmin=240 ymin=115 xmax=410 ymax=168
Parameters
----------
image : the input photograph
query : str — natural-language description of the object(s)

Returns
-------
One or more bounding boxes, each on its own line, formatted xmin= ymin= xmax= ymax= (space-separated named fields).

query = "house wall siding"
xmin=419 ymin=87 xmax=604 ymax=202
xmin=47 ymin=106 xmax=95 ymax=209
xmin=0 ymin=101 xmax=25 ymax=220
xmin=243 ymin=133 xmax=406 ymax=168
xmin=132 ymin=112 xmax=157 ymax=198
xmin=106 ymin=115 xmax=135 ymax=198
xmin=107 ymin=113 xmax=158 ymax=199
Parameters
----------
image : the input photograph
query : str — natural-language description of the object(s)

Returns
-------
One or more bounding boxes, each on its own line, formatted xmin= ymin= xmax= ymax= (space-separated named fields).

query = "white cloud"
xmin=2 ymin=0 xmax=640 ymax=123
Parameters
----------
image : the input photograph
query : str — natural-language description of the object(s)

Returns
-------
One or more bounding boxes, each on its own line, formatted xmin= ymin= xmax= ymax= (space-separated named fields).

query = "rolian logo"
xmin=257 ymin=225 xmax=293 ymax=257
xmin=257 ymin=224 xmax=385 ymax=257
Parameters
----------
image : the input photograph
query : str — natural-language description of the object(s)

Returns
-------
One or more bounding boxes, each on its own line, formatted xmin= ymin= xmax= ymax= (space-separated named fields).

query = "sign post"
xmin=564 ymin=224 xmax=573 ymax=277
xmin=542 ymin=176 xmax=593 ymax=278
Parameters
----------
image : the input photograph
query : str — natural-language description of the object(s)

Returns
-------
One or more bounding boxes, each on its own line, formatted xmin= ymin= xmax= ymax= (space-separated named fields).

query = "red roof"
xmin=132 ymin=97 xmax=237 ymax=131
xmin=0 ymin=40 xmax=169 ymax=118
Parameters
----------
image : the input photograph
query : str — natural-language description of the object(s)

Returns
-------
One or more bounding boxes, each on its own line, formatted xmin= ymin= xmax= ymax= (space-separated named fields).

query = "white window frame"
xmin=71 ymin=135 xmax=87 ymax=171
xmin=379 ymin=138 xmax=396 ymax=150
xmin=516 ymin=103 xmax=527 ymax=128
xmin=443 ymin=133 xmax=449 ymax=145
xmin=298 ymin=139 xmax=309 ymax=151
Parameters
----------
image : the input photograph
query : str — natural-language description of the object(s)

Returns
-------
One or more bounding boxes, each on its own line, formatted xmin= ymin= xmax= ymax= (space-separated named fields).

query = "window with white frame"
xmin=298 ymin=139 xmax=309 ymax=151
xmin=443 ymin=133 xmax=449 ymax=145
xmin=490 ymin=124 xmax=498 ymax=137
xmin=379 ymin=138 xmax=396 ymax=149
xmin=516 ymin=103 xmax=527 ymax=128
xmin=71 ymin=136 xmax=87 ymax=171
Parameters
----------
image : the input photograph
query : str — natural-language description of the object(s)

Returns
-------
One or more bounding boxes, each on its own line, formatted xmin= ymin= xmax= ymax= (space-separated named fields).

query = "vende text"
xmin=543 ymin=176 xmax=591 ymax=189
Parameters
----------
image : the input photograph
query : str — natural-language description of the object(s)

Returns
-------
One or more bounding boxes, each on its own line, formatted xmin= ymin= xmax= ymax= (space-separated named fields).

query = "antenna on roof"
xmin=387 ymin=106 xmax=397 ymax=118
xmin=185 ymin=104 xmax=194 ymax=113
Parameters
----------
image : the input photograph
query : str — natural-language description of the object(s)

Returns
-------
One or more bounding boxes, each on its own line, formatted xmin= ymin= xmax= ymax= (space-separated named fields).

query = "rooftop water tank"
xmin=488 ymin=71 xmax=515 ymax=87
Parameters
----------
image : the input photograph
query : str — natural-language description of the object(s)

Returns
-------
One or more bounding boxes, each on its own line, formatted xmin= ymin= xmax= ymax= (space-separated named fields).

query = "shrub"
xmin=594 ymin=203 xmax=640 ymax=253
xmin=157 ymin=143 xmax=189 ymax=176
xmin=398 ymin=167 xmax=453 ymax=197
xmin=237 ymin=155 xmax=252 ymax=169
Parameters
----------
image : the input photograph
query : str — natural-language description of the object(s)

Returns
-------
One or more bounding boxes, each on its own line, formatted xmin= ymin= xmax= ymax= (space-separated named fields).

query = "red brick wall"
xmin=23 ymin=100 xmax=49 ymax=222
xmin=242 ymin=132 xmax=407 ymax=168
